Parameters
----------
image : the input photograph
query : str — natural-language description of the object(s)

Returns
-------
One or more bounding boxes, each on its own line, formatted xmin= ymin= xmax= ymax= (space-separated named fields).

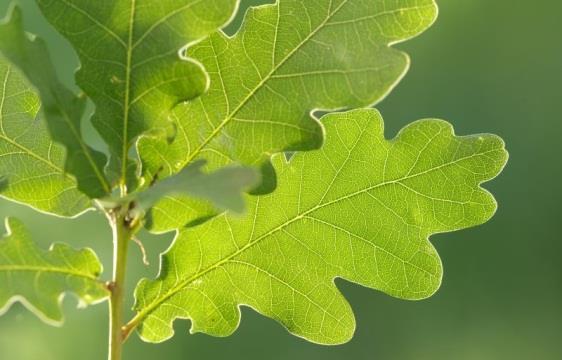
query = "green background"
xmin=1 ymin=0 xmax=560 ymax=359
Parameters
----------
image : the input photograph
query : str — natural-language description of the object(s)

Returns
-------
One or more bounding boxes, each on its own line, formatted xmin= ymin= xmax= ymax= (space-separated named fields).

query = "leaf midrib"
xmin=130 ymin=147 xmax=500 ymax=327
xmin=0 ymin=65 xmax=9 ymax=134
xmin=120 ymin=0 xmax=137 ymax=188
xmin=58 ymin=0 xmax=211 ymax=188
xmin=0 ymin=264 xmax=100 ymax=281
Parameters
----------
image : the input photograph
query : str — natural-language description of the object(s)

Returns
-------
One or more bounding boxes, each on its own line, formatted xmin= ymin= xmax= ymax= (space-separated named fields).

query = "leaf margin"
xmin=127 ymin=108 xmax=509 ymax=344
xmin=0 ymin=217 xmax=109 ymax=326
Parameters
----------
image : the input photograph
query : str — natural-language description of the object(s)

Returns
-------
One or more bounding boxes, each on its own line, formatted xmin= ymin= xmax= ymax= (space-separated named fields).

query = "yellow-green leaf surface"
xmin=0 ymin=56 xmax=90 ymax=217
xmin=0 ymin=218 xmax=108 ymax=325
xmin=130 ymin=109 xmax=508 ymax=344
xmin=138 ymin=0 xmax=439 ymax=232
xmin=35 ymin=0 xmax=241 ymax=186
xmin=0 ymin=7 xmax=111 ymax=199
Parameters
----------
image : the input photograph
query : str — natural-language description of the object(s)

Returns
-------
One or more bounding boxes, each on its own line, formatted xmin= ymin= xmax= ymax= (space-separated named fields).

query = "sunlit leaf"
xmin=0 ymin=218 xmax=108 ymax=325
xmin=129 ymin=109 xmax=508 ymax=344
xmin=139 ymin=0 xmax=439 ymax=232
xmin=0 ymin=7 xmax=110 ymax=198
xmin=36 ymin=0 xmax=241 ymax=188
xmin=0 ymin=55 xmax=91 ymax=217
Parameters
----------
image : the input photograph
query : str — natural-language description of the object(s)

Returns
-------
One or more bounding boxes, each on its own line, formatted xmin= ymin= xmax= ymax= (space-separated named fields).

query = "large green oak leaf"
xmin=0 ymin=218 xmax=108 ymax=325
xmin=35 ymin=0 xmax=241 ymax=188
xmin=138 ymin=0 xmax=439 ymax=233
xmin=128 ymin=109 xmax=508 ymax=344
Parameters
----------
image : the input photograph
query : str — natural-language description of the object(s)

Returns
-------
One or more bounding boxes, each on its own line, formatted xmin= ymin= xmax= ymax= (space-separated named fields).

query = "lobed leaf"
xmin=139 ymin=0 xmax=439 ymax=232
xmin=35 ymin=0 xmax=241 ymax=188
xmin=0 ymin=7 xmax=111 ymax=199
xmin=0 ymin=218 xmax=108 ymax=325
xmin=130 ymin=109 xmax=508 ymax=344
xmin=0 ymin=55 xmax=90 ymax=217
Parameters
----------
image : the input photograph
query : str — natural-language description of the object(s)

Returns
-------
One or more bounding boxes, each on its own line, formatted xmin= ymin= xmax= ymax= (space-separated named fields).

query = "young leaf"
xmin=0 ymin=7 xmax=111 ymax=198
xmin=138 ymin=0 xmax=439 ymax=232
xmin=0 ymin=218 xmax=108 ymax=325
xmin=128 ymin=109 xmax=508 ymax=344
xmin=35 ymin=0 xmax=241 ymax=186
xmin=0 ymin=57 xmax=90 ymax=217
xmin=101 ymin=161 xmax=260 ymax=218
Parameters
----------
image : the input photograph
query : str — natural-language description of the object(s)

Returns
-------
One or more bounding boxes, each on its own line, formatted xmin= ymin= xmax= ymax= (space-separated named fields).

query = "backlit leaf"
xmin=129 ymin=109 xmax=508 ymax=344
xmin=139 ymin=0 xmax=439 ymax=232
xmin=36 ymin=0 xmax=241 ymax=188
xmin=0 ymin=7 xmax=111 ymax=198
xmin=0 ymin=218 xmax=108 ymax=325
xmin=0 ymin=55 xmax=90 ymax=217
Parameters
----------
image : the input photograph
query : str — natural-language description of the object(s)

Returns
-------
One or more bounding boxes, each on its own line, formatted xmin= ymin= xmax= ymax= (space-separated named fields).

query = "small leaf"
xmin=139 ymin=0 xmax=439 ymax=232
xmin=35 ymin=0 xmax=241 ymax=187
xmin=102 ymin=161 xmax=260 ymax=219
xmin=129 ymin=109 xmax=508 ymax=344
xmin=0 ymin=56 xmax=90 ymax=217
xmin=0 ymin=7 xmax=111 ymax=198
xmin=0 ymin=218 xmax=108 ymax=325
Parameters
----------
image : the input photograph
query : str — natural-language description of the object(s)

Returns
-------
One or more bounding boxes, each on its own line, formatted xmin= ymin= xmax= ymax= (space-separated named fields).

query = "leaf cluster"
xmin=0 ymin=0 xmax=507 ymax=349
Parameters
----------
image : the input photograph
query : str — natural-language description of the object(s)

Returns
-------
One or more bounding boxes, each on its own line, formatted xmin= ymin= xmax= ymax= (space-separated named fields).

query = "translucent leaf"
xmin=35 ymin=0 xmax=241 ymax=188
xmin=0 ymin=218 xmax=108 ymax=325
xmin=138 ymin=0 xmax=439 ymax=232
xmin=0 ymin=7 xmax=111 ymax=198
xmin=0 ymin=56 xmax=90 ymax=217
xmin=129 ymin=109 xmax=508 ymax=344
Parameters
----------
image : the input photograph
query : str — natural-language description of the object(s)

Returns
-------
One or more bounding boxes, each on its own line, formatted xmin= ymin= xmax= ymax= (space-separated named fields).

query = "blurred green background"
xmin=1 ymin=0 xmax=561 ymax=359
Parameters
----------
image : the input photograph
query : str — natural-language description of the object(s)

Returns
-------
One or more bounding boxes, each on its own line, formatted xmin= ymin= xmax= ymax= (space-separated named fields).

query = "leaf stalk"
xmin=107 ymin=205 xmax=139 ymax=360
